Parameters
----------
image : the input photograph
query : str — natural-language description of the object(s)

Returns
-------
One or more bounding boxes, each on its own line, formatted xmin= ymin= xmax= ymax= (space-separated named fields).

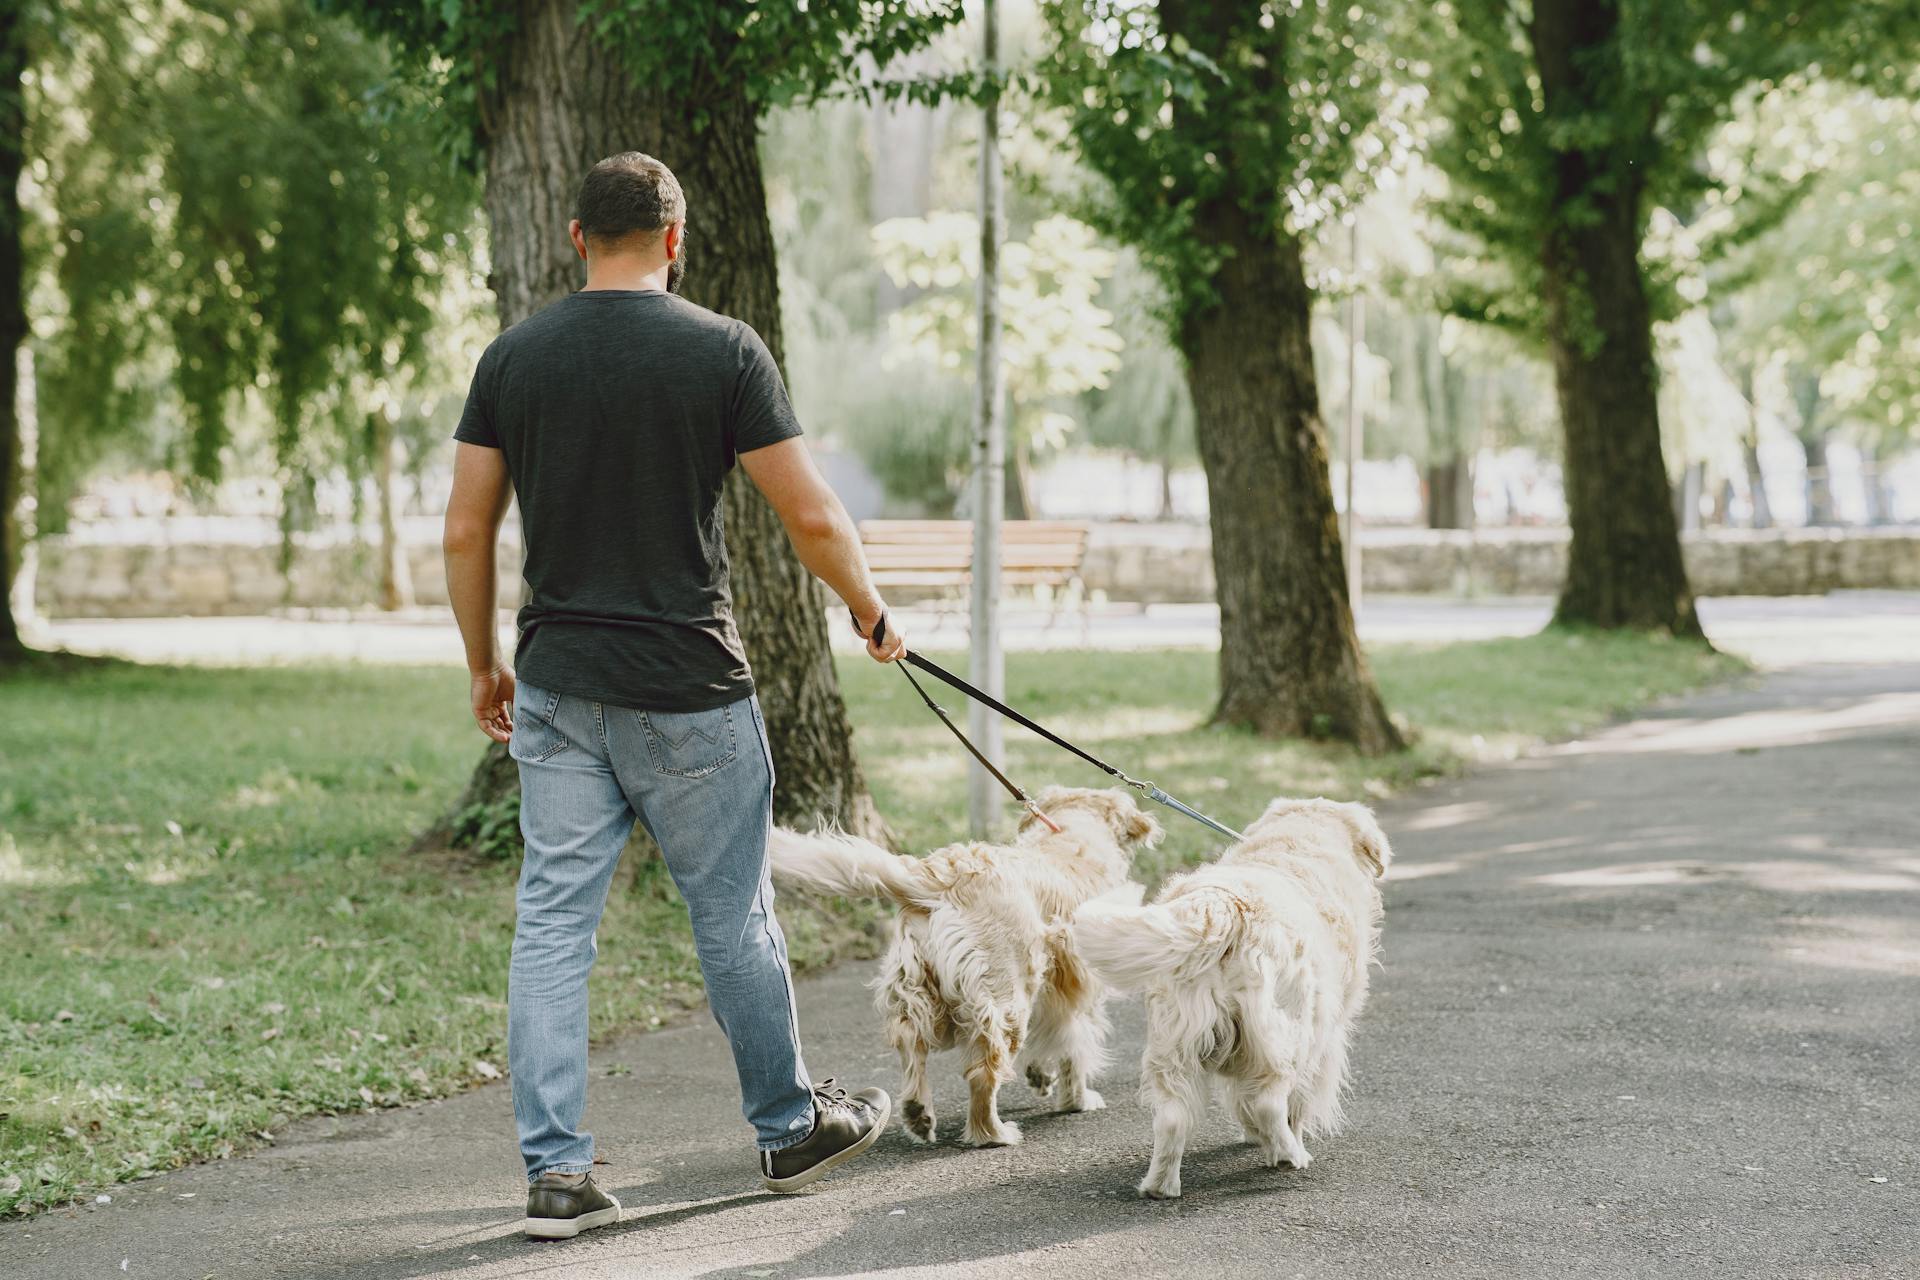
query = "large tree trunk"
xmin=0 ymin=0 xmax=26 ymax=661
xmin=1532 ymin=0 xmax=1701 ymax=636
xmin=426 ymin=0 xmax=881 ymax=849
xmin=1181 ymin=200 xmax=1400 ymax=752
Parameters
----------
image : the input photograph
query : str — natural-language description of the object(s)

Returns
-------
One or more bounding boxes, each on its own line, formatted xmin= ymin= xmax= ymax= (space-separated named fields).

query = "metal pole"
xmin=1343 ymin=216 xmax=1364 ymax=614
xmin=967 ymin=0 xmax=1007 ymax=838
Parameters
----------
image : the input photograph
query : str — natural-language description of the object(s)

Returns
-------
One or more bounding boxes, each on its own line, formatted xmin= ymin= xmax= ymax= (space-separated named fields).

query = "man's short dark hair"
xmin=575 ymin=152 xmax=685 ymax=249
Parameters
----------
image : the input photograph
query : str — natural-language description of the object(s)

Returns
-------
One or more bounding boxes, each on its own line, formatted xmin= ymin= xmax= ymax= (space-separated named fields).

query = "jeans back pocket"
xmin=639 ymin=704 xmax=738 ymax=779
xmin=509 ymin=683 xmax=569 ymax=764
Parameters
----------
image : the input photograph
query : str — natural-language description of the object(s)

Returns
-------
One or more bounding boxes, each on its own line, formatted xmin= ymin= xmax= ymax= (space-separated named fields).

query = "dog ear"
xmin=1123 ymin=801 xmax=1163 ymax=848
xmin=1338 ymin=803 xmax=1392 ymax=879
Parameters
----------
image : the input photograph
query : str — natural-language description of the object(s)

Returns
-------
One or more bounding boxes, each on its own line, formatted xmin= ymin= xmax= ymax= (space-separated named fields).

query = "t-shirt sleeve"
xmin=452 ymin=342 xmax=502 ymax=449
xmin=729 ymin=325 xmax=804 ymax=455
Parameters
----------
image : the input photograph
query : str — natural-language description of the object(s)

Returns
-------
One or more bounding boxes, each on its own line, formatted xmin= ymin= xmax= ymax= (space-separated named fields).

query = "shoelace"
xmin=811 ymin=1078 xmax=852 ymax=1109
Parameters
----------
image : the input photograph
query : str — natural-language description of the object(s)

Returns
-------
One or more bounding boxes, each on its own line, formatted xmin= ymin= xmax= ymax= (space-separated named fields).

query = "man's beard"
xmin=667 ymin=247 xmax=687 ymax=295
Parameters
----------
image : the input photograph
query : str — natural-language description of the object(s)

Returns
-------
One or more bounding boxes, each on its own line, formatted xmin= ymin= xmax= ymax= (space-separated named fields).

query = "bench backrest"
xmin=859 ymin=519 xmax=1090 ymax=581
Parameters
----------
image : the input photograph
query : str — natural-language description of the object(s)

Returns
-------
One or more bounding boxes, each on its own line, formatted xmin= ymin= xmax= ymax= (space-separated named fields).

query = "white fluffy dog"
xmin=768 ymin=787 xmax=1161 ymax=1147
xmin=1072 ymin=798 xmax=1390 ymax=1199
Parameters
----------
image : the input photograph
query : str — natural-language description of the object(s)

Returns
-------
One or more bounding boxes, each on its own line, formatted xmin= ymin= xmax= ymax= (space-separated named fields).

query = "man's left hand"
xmin=471 ymin=665 xmax=517 ymax=743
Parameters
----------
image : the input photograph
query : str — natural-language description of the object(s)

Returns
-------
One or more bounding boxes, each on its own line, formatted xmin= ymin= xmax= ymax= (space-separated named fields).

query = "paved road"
xmin=5 ymin=664 xmax=1917 ymax=1279
xmin=33 ymin=590 xmax=1920 ymax=668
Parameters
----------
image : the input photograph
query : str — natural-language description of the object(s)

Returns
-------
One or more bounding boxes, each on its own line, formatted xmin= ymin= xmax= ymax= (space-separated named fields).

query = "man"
xmin=442 ymin=151 xmax=906 ymax=1241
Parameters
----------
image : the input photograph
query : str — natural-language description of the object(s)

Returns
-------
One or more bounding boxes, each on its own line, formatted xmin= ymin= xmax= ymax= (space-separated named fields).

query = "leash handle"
xmin=852 ymin=608 xmax=890 ymax=650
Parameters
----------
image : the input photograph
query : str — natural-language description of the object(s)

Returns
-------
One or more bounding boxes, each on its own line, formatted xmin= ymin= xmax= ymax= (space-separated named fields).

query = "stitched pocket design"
xmin=640 ymin=705 xmax=738 ymax=779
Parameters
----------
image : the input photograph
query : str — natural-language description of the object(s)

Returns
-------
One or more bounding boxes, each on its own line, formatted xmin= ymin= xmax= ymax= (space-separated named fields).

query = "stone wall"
xmin=30 ymin=521 xmax=1920 ymax=617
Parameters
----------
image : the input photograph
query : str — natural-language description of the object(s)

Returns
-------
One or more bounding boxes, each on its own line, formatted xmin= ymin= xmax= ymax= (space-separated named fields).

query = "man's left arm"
xmin=444 ymin=441 xmax=517 ymax=743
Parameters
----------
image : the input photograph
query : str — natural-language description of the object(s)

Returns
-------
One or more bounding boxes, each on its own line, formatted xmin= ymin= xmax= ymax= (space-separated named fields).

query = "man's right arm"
xmin=737 ymin=437 xmax=906 ymax=662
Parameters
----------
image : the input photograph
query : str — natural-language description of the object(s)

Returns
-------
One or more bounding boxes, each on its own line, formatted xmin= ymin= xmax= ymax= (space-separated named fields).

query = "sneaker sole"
xmin=760 ymin=1095 xmax=893 ymax=1193
xmin=523 ymin=1195 xmax=622 ymax=1240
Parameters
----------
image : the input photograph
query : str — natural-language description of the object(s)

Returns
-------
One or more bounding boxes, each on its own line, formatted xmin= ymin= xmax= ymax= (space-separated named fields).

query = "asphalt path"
xmin=4 ymin=662 xmax=1916 ymax=1279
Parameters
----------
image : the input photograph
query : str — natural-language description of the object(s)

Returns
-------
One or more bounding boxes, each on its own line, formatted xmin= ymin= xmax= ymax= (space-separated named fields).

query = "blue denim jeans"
xmin=507 ymin=681 xmax=815 ymax=1181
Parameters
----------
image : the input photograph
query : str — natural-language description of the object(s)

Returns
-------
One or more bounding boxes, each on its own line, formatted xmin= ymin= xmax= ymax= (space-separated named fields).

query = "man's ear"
xmin=664 ymin=220 xmax=683 ymax=260
xmin=569 ymin=219 xmax=589 ymax=262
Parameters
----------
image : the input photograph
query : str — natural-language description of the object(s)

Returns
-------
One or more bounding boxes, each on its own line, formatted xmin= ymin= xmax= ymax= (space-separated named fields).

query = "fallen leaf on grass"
xmin=55 ymin=1009 xmax=75 ymax=1023
xmin=358 ymin=1087 xmax=376 ymax=1105
xmin=260 ymin=1028 xmax=281 ymax=1042
xmin=473 ymin=1059 xmax=502 ymax=1080
xmin=0 ymin=1174 xmax=21 ymax=1196
xmin=263 ymin=1002 xmax=286 ymax=1016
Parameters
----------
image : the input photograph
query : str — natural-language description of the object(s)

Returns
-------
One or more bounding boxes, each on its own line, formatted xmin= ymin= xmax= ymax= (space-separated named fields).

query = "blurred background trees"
xmin=7 ymin=0 xmax=1919 ymax=725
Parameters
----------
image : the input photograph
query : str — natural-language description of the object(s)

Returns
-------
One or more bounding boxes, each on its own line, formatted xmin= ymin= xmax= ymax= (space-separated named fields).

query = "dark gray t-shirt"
xmin=453 ymin=289 xmax=802 ymax=712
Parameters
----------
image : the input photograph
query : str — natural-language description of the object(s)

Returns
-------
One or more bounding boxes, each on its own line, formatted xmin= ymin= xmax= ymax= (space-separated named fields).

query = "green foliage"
xmin=1419 ymin=0 xmax=1920 ymax=342
xmin=876 ymin=211 xmax=1123 ymax=450
xmin=332 ymin=0 xmax=966 ymax=156
xmin=31 ymin=0 xmax=478 ymax=524
xmin=1038 ymin=0 xmax=1410 ymax=323
xmin=1712 ymin=83 xmax=1920 ymax=444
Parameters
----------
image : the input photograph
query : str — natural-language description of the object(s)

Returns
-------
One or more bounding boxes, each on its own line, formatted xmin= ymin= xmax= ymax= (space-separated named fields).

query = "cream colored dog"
xmin=768 ymin=787 xmax=1160 ymax=1147
xmin=1072 ymin=797 xmax=1390 ymax=1199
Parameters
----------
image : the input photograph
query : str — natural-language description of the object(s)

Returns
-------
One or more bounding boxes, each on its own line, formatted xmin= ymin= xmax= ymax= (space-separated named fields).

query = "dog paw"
xmin=902 ymin=1099 xmax=937 ymax=1144
xmin=966 ymin=1121 xmax=1022 ymax=1148
xmin=1025 ymin=1065 xmax=1056 ymax=1098
xmin=1137 ymin=1176 xmax=1181 ymax=1200
xmin=1062 ymin=1088 xmax=1105 ymax=1114
xmin=1260 ymin=1144 xmax=1311 ymax=1170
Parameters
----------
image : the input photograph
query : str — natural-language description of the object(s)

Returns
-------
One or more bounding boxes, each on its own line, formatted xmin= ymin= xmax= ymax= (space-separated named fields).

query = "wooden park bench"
xmin=858 ymin=519 xmax=1092 ymax=638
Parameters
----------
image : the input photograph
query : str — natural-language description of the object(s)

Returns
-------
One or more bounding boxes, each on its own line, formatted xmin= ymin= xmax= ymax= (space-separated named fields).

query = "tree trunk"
xmin=1737 ymin=363 xmax=1772 ymax=529
xmin=0 ymin=0 xmax=26 ymax=661
xmin=1425 ymin=458 xmax=1472 ymax=530
xmin=1800 ymin=431 xmax=1836 ymax=525
xmin=1532 ymin=0 xmax=1701 ymax=636
xmin=425 ymin=0 xmax=882 ymax=849
xmin=1789 ymin=368 xmax=1837 ymax=526
xmin=1181 ymin=201 xmax=1400 ymax=752
xmin=373 ymin=407 xmax=413 ymax=611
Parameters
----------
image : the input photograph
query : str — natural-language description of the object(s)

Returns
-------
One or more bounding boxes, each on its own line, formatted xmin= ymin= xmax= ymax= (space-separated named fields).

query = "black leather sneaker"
xmin=760 ymin=1079 xmax=892 ymax=1193
xmin=523 ymin=1170 xmax=622 ymax=1240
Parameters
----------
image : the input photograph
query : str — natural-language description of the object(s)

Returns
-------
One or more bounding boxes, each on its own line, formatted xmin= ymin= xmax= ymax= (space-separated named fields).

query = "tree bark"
xmin=1425 ymin=459 xmax=1471 ymax=530
xmin=0 ymin=0 xmax=27 ymax=661
xmin=372 ymin=407 xmax=413 ymax=611
xmin=1180 ymin=200 xmax=1400 ymax=752
xmin=1789 ymin=368 xmax=1836 ymax=526
xmin=1531 ymin=0 xmax=1701 ymax=636
xmin=1736 ymin=363 xmax=1772 ymax=529
xmin=425 ymin=0 xmax=881 ymax=849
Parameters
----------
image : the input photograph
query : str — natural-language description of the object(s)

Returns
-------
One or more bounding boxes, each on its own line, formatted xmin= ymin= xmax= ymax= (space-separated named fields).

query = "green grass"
xmin=0 ymin=630 xmax=1741 ymax=1215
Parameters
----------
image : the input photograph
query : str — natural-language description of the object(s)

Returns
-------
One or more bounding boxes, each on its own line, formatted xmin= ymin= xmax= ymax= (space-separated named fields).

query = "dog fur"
xmin=1071 ymin=797 xmax=1390 ymax=1199
xmin=768 ymin=787 xmax=1161 ymax=1147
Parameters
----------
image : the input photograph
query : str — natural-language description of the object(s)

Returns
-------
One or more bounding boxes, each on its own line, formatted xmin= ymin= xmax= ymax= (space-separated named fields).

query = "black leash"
xmin=856 ymin=611 xmax=1244 ymax=842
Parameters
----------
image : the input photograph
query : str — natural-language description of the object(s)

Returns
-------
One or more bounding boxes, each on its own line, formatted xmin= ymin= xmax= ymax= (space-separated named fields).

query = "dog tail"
xmin=1070 ymin=882 xmax=1234 ymax=993
xmin=768 ymin=826 xmax=938 ymax=908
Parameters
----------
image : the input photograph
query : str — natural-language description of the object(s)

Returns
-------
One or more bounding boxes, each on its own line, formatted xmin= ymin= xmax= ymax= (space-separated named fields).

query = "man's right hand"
xmin=852 ymin=607 xmax=907 ymax=663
